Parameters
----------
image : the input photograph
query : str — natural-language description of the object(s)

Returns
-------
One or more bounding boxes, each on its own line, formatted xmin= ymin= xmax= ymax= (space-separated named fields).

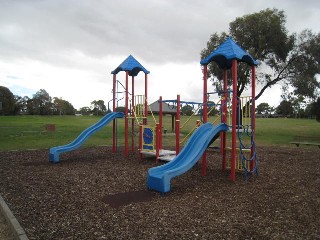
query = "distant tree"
xmin=256 ymin=103 xmax=273 ymax=115
xmin=208 ymin=101 xmax=220 ymax=116
xmin=315 ymin=97 xmax=320 ymax=122
xmin=116 ymin=106 xmax=126 ymax=113
xmin=181 ymin=105 xmax=194 ymax=116
xmin=276 ymin=100 xmax=294 ymax=117
xmin=0 ymin=86 xmax=15 ymax=115
xmin=91 ymin=100 xmax=107 ymax=116
xmin=52 ymin=97 xmax=75 ymax=115
xmin=304 ymin=101 xmax=316 ymax=119
xmin=14 ymin=95 xmax=30 ymax=114
xmin=79 ymin=106 xmax=92 ymax=115
xmin=28 ymin=89 xmax=52 ymax=115
xmin=310 ymin=97 xmax=320 ymax=122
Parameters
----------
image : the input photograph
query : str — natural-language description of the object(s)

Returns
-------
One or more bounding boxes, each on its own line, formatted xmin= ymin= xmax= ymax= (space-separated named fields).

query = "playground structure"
xmin=200 ymin=37 xmax=259 ymax=182
xmin=49 ymin=38 xmax=259 ymax=194
xmin=147 ymin=38 xmax=259 ymax=193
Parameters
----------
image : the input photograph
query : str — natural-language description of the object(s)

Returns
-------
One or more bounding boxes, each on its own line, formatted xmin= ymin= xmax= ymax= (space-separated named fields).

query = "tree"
xmin=28 ymin=89 xmax=52 ymax=115
xmin=181 ymin=105 xmax=194 ymax=116
xmin=276 ymin=100 xmax=294 ymax=117
xmin=0 ymin=86 xmax=15 ymax=115
xmin=14 ymin=95 xmax=30 ymax=114
xmin=207 ymin=101 xmax=219 ymax=116
xmin=316 ymin=98 xmax=320 ymax=122
xmin=79 ymin=106 xmax=92 ymax=115
xmin=116 ymin=106 xmax=126 ymax=114
xmin=200 ymin=8 xmax=320 ymax=102
xmin=52 ymin=97 xmax=75 ymax=115
xmin=91 ymin=100 xmax=106 ymax=116
xmin=313 ymin=97 xmax=320 ymax=122
xmin=256 ymin=102 xmax=273 ymax=115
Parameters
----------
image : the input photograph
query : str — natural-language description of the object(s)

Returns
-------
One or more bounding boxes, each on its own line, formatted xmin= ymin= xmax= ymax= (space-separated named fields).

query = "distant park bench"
xmin=290 ymin=136 xmax=320 ymax=148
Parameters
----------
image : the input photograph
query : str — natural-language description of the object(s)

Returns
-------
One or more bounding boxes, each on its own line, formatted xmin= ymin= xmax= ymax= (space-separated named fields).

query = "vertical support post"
xmin=112 ymin=74 xmax=116 ymax=153
xmin=231 ymin=60 xmax=238 ymax=182
xmin=175 ymin=95 xmax=180 ymax=155
xmin=131 ymin=76 xmax=135 ymax=153
xmin=251 ymin=65 xmax=256 ymax=171
xmin=144 ymin=73 xmax=148 ymax=125
xmin=156 ymin=123 xmax=160 ymax=162
xmin=125 ymin=71 xmax=129 ymax=156
xmin=202 ymin=65 xmax=208 ymax=176
xmin=221 ymin=69 xmax=228 ymax=171
xmin=159 ymin=96 xmax=163 ymax=149
xmin=202 ymin=65 xmax=208 ymax=123
xmin=139 ymin=124 xmax=143 ymax=160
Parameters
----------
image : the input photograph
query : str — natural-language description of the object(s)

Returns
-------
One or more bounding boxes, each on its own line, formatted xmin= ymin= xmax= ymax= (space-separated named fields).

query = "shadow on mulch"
xmin=101 ymin=190 xmax=155 ymax=208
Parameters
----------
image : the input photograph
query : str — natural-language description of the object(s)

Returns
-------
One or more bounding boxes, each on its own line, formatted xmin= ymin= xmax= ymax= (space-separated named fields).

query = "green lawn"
xmin=0 ymin=115 xmax=319 ymax=151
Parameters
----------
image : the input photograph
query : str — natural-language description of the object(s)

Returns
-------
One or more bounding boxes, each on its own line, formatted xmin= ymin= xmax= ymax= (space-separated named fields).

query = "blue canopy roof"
xmin=200 ymin=38 xmax=258 ymax=69
xmin=111 ymin=55 xmax=150 ymax=76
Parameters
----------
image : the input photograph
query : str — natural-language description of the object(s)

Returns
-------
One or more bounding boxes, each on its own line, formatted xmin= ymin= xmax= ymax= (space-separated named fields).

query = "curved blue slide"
xmin=49 ymin=112 xmax=124 ymax=163
xmin=147 ymin=122 xmax=228 ymax=193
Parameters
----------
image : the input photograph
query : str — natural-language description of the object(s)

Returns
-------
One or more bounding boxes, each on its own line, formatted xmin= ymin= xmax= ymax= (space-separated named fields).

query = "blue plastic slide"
xmin=147 ymin=122 xmax=228 ymax=193
xmin=49 ymin=112 xmax=124 ymax=163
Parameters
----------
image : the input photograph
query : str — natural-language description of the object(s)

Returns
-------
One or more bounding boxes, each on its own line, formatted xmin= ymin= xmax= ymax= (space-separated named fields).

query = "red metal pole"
xmin=139 ymin=124 xmax=143 ymax=160
xmin=202 ymin=65 xmax=208 ymax=123
xmin=159 ymin=96 xmax=163 ymax=149
xmin=202 ymin=65 xmax=208 ymax=176
xmin=156 ymin=123 xmax=160 ymax=162
xmin=175 ymin=95 xmax=180 ymax=155
xmin=251 ymin=65 xmax=256 ymax=171
xmin=222 ymin=69 xmax=228 ymax=171
xmin=131 ymin=76 xmax=135 ymax=153
xmin=231 ymin=60 xmax=238 ymax=182
xmin=112 ymin=74 xmax=116 ymax=153
xmin=144 ymin=73 xmax=148 ymax=125
xmin=125 ymin=71 xmax=129 ymax=156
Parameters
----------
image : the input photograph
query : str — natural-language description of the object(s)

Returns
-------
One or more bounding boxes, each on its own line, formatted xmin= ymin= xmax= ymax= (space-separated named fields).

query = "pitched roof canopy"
xmin=111 ymin=55 xmax=150 ymax=77
xmin=200 ymin=37 xmax=258 ymax=69
xmin=149 ymin=101 xmax=177 ymax=114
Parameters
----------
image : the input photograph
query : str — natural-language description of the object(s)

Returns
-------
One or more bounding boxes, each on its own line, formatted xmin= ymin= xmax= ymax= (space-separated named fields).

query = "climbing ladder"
xmin=236 ymin=96 xmax=258 ymax=178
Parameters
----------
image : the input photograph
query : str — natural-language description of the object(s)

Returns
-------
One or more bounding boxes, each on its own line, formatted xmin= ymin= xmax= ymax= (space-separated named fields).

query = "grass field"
xmin=0 ymin=115 xmax=319 ymax=151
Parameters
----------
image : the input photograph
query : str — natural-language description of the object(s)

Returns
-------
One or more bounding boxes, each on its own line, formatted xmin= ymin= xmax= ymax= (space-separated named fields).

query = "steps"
xmin=141 ymin=149 xmax=176 ymax=162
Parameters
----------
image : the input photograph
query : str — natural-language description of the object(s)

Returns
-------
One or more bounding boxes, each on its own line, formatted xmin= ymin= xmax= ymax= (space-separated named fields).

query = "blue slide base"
xmin=49 ymin=152 xmax=59 ymax=163
xmin=147 ymin=175 xmax=170 ymax=193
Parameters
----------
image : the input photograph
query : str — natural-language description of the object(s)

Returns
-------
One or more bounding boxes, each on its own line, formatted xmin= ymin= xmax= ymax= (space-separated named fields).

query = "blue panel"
xmin=111 ymin=55 xmax=150 ymax=76
xmin=143 ymin=145 xmax=154 ymax=151
xmin=200 ymin=37 xmax=258 ymax=69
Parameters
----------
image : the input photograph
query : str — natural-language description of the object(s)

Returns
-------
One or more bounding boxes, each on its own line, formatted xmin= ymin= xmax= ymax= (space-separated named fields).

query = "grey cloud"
xmin=0 ymin=0 xmax=320 ymax=68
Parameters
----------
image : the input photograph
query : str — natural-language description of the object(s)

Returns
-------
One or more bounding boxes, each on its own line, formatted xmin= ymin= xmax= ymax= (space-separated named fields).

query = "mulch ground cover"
xmin=0 ymin=146 xmax=319 ymax=239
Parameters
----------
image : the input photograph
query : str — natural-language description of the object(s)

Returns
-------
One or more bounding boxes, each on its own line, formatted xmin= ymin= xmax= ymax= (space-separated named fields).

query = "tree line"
xmin=181 ymin=99 xmax=320 ymax=121
xmin=256 ymin=100 xmax=320 ymax=120
xmin=0 ymin=86 xmax=108 ymax=116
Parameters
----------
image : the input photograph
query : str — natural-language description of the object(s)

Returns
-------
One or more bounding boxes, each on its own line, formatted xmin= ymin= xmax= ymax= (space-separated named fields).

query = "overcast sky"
xmin=1 ymin=0 xmax=320 ymax=109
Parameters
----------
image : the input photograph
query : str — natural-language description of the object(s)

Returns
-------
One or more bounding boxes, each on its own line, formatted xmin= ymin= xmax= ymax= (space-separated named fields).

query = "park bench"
xmin=290 ymin=136 xmax=320 ymax=148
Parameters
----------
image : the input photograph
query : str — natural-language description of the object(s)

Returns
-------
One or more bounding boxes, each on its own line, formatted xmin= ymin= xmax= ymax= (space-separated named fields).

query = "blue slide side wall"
xmin=49 ymin=112 xmax=124 ymax=163
xmin=147 ymin=123 xmax=228 ymax=193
